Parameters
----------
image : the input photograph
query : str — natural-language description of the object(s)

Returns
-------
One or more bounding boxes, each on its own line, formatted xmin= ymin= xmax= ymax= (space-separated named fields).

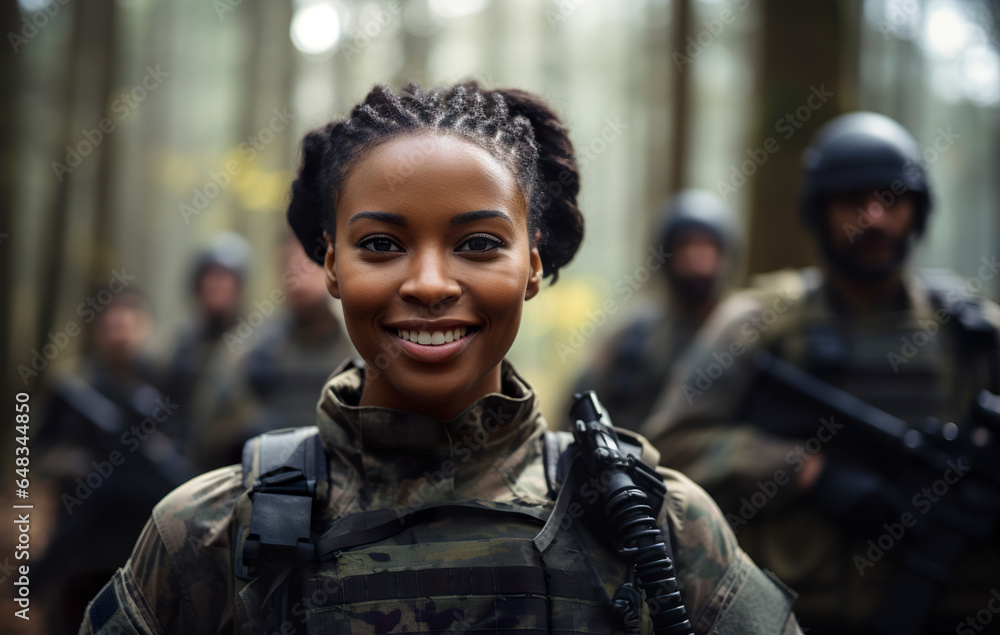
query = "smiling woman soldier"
xmin=79 ymin=81 xmax=802 ymax=635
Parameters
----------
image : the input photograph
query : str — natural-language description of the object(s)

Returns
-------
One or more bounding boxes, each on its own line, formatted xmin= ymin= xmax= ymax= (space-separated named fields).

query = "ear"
xmin=323 ymin=232 xmax=341 ymax=299
xmin=524 ymin=229 xmax=543 ymax=301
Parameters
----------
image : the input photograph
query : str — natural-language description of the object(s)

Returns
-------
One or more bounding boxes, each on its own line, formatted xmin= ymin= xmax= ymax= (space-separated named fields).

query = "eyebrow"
xmin=348 ymin=211 xmax=407 ymax=227
xmin=451 ymin=210 xmax=513 ymax=226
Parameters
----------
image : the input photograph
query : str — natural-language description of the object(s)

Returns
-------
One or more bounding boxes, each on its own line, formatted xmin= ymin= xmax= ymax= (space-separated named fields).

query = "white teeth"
xmin=395 ymin=327 xmax=474 ymax=345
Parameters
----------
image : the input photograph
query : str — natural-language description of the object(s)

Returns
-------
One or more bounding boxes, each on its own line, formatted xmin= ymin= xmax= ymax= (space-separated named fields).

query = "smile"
xmin=390 ymin=327 xmax=478 ymax=346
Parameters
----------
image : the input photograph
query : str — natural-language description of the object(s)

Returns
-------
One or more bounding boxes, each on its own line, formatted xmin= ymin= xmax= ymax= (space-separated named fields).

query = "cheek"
xmin=334 ymin=260 xmax=396 ymax=333
xmin=826 ymin=209 xmax=854 ymax=243
xmin=473 ymin=253 xmax=531 ymax=328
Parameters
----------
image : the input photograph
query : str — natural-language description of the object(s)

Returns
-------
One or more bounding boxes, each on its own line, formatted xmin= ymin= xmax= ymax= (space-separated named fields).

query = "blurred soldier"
xmin=193 ymin=235 xmax=357 ymax=469
xmin=642 ymin=112 xmax=1000 ymax=634
xmin=573 ymin=190 xmax=738 ymax=432
xmin=35 ymin=290 xmax=186 ymax=635
xmin=159 ymin=231 xmax=250 ymax=455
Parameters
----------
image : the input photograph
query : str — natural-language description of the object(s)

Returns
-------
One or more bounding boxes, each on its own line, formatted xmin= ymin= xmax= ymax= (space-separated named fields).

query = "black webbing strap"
xmin=543 ymin=430 xmax=574 ymax=496
xmin=241 ymin=427 xmax=328 ymax=566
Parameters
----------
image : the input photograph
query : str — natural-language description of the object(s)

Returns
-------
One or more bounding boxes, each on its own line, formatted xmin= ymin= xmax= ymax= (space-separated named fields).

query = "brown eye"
xmin=357 ymin=235 xmax=402 ymax=253
xmin=457 ymin=233 xmax=503 ymax=253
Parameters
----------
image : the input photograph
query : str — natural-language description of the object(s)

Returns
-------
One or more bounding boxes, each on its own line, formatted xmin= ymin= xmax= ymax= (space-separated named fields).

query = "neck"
xmin=679 ymin=295 xmax=716 ymax=324
xmin=669 ymin=286 xmax=717 ymax=324
xmin=826 ymin=267 xmax=905 ymax=315
xmin=99 ymin=357 xmax=135 ymax=383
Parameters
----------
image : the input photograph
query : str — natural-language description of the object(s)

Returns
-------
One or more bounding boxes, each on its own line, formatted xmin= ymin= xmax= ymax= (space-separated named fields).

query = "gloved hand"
xmin=808 ymin=456 xmax=909 ymax=536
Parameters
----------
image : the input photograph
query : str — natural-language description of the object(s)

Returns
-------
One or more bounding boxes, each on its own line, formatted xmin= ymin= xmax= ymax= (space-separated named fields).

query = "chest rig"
xmin=747 ymin=270 xmax=998 ymax=430
xmin=230 ymin=421 xmax=685 ymax=635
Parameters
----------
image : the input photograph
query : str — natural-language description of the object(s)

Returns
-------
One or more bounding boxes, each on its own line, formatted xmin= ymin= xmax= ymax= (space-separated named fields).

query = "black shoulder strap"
xmin=919 ymin=269 xmax=997 ymax=335
xmin=537 ymin=428 xmax=669 ymax=551
xmin=240 ymin=427 xmax=327 ymax=568
xmin=920 ymin=270 xmax=1000 ymax=389
xmin=542 ymin=429 xmax=656 ymax=498
xmin=542 ymin=430 xmax=574 ymax=497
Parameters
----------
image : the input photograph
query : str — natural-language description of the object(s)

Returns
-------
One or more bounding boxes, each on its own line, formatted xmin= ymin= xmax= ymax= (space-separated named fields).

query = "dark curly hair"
xmin=286 ymin=81 xmax=583 ymax=282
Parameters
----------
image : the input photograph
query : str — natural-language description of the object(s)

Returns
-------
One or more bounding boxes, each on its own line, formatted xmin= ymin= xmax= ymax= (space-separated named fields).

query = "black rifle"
xmin=746 ymin=351 xmax=1000 ymax=635
xmin=570 ymin=391 xmax=693 ymax=635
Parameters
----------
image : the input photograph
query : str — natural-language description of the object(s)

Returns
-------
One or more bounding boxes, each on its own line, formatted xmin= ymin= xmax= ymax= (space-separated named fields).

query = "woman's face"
xmin=326 ymin=133 xmax=542 ymax=419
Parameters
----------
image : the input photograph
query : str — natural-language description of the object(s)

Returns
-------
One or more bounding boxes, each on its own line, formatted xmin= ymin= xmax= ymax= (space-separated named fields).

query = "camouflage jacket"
xmin=641 ymin=268 xmax=1000 ymax=632
xmin=80 ymin=360 xmax=801 ymax=634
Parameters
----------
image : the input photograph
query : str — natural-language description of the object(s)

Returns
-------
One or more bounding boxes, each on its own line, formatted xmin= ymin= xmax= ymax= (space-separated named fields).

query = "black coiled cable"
xmin=571 ymin=392 xmax=694 ymax=635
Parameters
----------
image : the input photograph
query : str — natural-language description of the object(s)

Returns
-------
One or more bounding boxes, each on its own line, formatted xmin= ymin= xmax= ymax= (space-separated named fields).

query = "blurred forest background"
xmin=3 ymin=0 xmax=1000 ymax=452
xmin=1 ymin=0 xmax=1000 ymax=629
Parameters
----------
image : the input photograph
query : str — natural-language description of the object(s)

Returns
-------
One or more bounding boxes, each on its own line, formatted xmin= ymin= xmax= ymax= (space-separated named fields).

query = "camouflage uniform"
xmin=573 ymin=189 xmax=739 ymax=434
xmin=642 ymin=267 xmax=1000 ymax=633
xmin=80 ymin=360 xmax=802 ymax=634
xmin=192 ymin=315 xmax=357 ymax=471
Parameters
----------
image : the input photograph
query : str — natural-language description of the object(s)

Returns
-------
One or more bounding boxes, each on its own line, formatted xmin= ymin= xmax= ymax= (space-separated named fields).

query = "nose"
xmin=860 ymin=195 xmax=890 ymax=228
xmin=399 ymin=249 xmax=462 ymax=308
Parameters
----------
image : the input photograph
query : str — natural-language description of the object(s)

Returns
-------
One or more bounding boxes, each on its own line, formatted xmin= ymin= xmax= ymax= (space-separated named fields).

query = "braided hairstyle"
xmin=287 ymin=81 xmax=583 ymax=282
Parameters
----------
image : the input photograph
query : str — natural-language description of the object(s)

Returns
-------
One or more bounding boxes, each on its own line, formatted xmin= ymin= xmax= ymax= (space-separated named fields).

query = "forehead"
xmin=337 ymin=133 xmax=526 ymax=221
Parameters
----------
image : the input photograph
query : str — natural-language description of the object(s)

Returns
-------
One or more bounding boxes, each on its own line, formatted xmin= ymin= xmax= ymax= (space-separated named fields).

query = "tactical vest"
xmin=737 ymin=269 xmax=1000 ymax=633
xmin=230 ymin=427 xmax=671 ymax=634
xmin=746 ymin=269 xmax=999 ymax=429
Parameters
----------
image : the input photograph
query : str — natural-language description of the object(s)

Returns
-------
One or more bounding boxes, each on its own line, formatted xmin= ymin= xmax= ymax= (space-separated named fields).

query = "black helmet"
xmin=191 ymin=231 xmax=251 ymax=292
xmin=659 ymin=189 xmax=737 ymax=254
xmin=800 ymin=112 xmax=932 ymax=235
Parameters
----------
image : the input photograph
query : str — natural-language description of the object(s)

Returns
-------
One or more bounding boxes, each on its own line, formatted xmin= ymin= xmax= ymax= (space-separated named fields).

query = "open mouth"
xmin=389 ymin=326 xmax=479 ymax=346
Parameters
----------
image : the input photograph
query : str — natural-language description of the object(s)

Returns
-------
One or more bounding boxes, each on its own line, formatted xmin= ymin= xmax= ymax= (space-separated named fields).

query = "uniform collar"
xmin=818 ymin=268 xmax=929 ymax=320
xmin=315 ymin=359 xmax=548 ymax=513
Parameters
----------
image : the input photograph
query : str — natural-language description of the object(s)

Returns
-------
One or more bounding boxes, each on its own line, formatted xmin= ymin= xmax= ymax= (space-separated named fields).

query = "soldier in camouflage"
xmin=80 ymin=82 xmax=801 ymax=634
xmin=573 ymin=190 xmax=738 ymax=432
xmin=192 ymin=235 xmax=357 ymax=471
xmin=642 ymin=112 xmax=1000 ymax=634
